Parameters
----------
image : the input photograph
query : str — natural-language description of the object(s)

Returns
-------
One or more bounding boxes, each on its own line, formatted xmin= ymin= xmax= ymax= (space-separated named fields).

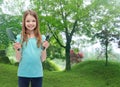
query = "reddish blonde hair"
xmin=21 ymin=10 xmax=42 ymax=47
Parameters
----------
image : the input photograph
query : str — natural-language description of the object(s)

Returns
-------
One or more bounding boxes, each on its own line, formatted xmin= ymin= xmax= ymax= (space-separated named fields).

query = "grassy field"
xmin=1 ymin=60 xmax=120 ymax=87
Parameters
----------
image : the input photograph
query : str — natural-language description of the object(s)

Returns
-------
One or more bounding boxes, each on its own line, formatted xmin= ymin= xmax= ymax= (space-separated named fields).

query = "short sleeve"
xmin=15 ymin=34 xmax=21 ymax=43
xmin=42 ymin=35 xmax=46 ymax=42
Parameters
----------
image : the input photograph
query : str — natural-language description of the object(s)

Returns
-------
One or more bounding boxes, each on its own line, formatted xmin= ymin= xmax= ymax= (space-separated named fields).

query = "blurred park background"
xmin=1 ymin=0 xmax=120 ymax=87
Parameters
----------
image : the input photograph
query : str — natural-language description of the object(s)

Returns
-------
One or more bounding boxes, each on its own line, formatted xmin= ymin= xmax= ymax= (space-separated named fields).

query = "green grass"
xmin=0 ymin=63 xmax=18 ymax=87
xmin=1 ymin=60 xmax=120 ymax=87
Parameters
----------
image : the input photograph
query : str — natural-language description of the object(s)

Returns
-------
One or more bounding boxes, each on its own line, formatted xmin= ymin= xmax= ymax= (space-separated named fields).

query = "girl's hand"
xmin=13 ymin=42 xmax=21 ymax=51
xmin=13 ymin=42 xmax=22 ymax=62
xmin=42 ymin=41 xmax=49 ymax=50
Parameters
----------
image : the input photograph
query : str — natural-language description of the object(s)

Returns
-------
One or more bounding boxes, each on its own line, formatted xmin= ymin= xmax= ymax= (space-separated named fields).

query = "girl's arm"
xmin=15 ymin=50 xmax=21 ymax=62
xmin=13 ymin=42 xmax=21 ymax=62
xmin=41 ymin=49 xmax=47 ymax=62
xmin=41 ymin=41 xmax=49 ymax=62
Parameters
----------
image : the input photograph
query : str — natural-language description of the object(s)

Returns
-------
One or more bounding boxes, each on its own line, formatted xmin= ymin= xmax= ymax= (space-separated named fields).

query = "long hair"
xmin=21 ymin=10 xmax=42 ymax=48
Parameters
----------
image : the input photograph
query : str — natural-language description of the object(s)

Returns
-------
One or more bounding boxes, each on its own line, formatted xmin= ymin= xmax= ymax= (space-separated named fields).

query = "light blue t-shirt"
xmin=16 ymin=34 xmax=46 ymax=77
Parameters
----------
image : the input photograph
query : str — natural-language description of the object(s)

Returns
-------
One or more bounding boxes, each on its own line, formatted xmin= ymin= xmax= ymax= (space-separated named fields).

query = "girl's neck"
xmin=26 ymin=30 xmax=34 ymax=34
xmin=28 ymin=32 xmax=35 ymax=38
xmin=29 ymin=31 xmax=34 ymax=34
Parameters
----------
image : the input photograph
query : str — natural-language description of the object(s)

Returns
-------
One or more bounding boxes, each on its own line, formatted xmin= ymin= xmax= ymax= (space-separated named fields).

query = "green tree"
xmin=33 ymin=0 xmax=94 ymax=70
xmin=89 ymin=0 xmax=120 ymax=65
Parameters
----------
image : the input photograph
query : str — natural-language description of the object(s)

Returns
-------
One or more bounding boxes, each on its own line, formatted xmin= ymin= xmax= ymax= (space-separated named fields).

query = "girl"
xmin=14 ymin=10 xmax=49 ymax=87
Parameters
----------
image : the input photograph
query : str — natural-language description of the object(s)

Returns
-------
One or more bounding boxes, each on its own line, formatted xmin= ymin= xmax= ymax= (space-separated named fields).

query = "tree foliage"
xmin=35 ymin=0 xmax=94 ymax=70
xmin=89 ymin=0 xmax=120 ymax=65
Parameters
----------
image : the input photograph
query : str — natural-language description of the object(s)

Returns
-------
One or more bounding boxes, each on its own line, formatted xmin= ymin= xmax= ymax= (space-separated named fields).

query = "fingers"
xmin=43 ymin=41 xmax=49 ymax=49
xmin=13 ymin=42 xmax=21 ymax=50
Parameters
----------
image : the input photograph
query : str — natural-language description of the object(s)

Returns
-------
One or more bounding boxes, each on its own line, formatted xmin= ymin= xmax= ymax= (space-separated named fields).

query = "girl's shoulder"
xmin=16 ymin=34 xmax=21 ymax=39
xmin=16 ymin=34 xmax=22 ymax=43
xmin=41 ymin=35 xmax=46 ymax=42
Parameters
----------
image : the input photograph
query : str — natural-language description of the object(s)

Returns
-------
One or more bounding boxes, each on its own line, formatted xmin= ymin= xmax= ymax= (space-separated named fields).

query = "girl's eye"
xmin=32 ymin=20 xmax=36 ymax=22
xmin=26 ymin=20 xmax=30 ymax=22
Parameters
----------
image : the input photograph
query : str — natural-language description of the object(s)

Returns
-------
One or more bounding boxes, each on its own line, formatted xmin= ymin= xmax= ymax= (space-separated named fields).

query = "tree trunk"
xmin=105 ymin=40 xmax=108 ymax=66
xmin=65 ymin=40 xmax=71 ymax=71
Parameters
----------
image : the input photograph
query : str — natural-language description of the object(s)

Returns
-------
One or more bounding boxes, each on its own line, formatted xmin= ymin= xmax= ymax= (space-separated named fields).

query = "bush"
xmin=42 ymin=58 xmax=61 ymax=71
xmin=0 ymin=50 xmax=11 ymax=64
xmin=0 ymin=56 xmax=11 ymax=64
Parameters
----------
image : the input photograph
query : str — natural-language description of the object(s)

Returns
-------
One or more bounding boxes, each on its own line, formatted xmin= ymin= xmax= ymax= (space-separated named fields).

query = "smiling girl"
xmin=13 ymin=10 xmax=49 ymax=87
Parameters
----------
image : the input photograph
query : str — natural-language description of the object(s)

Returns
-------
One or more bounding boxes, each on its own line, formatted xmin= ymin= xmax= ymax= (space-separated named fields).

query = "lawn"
xmin=0 ymin=60 xmax=120 ymax=87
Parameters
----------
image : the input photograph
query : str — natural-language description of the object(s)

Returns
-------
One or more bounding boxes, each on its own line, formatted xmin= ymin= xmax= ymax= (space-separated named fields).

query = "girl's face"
xmin=25 ymin=14 xmax=36 ymax=31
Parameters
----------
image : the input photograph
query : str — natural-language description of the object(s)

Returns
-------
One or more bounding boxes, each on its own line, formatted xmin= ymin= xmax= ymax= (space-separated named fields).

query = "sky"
xmin=0 ymin=0 xmax=31 ymax=15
